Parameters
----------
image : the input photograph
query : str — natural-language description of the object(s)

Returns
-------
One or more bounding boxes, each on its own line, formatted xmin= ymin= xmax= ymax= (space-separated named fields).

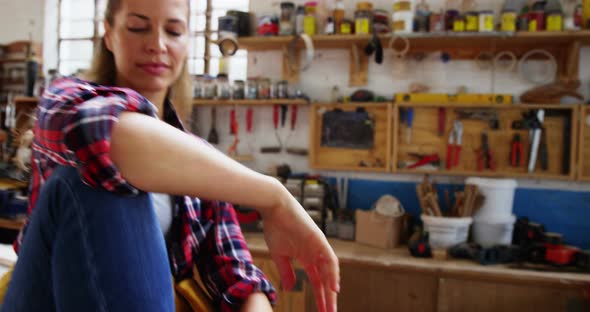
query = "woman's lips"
xmin=137 ymin=63 xmax=170 ymax=75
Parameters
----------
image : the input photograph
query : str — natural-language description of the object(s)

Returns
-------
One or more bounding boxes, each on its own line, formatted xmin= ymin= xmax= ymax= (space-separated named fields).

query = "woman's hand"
xmin=242 ymin=292 xmax=272 ymax=312
xmin=261 ymin=188 xmax=340 ymax=312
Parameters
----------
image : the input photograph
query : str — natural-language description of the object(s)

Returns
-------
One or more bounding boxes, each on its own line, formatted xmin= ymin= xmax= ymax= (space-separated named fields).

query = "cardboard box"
xmin=355 ymin=210 xmax=403 ymax=249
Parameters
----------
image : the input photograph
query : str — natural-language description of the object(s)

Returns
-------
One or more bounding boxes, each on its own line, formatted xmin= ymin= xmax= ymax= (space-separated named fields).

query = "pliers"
xmin=510 ymin=133 xmax=524 ymax=167
xmin=407 ymin=153 xmax=440 ymax=169
xmin=476 ymin=132 xmax=495 ymax=171
xmin=446 ymin=121 xmax=463 ymax=170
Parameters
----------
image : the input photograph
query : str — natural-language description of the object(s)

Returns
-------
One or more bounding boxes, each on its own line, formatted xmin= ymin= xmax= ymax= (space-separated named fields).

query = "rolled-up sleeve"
xmin=37 ymin=88 xmax=157 ymax=194
xmin=195 ymin=200 xmax=277 ymax=311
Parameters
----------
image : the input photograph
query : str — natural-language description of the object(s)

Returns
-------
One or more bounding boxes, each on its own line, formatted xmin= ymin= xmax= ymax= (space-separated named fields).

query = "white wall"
xmin=194 ymin=0 xmax=590 ymax=191
xmin=0 ymin=0 xmax=45 ymax=44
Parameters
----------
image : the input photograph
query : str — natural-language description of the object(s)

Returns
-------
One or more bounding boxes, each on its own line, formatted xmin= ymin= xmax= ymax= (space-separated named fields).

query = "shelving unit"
xmin=309 ymin=102 xmax=392 ymax=172
xmin=392 ymin=103 xmax=578 ymax=180
xmin=193 ymin=98 xmax=308 ymax=106
xmin=578 ymin=106 xmax=590 ymax=181
xmin=239 ymin=31 xmax=590 ymax=86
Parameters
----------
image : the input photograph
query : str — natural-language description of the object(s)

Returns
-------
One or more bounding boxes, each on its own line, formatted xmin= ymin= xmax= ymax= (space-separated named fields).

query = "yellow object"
xmin=355 ymin=18 xmax=371 ymax=34
xmin=546 ymin=14 xmax=563 ymax=31
xmin=529 ymin=19 xmax=538 ymax=31
xmin=501 ymin=11 xmax=517 ymax=32
xmin=357 ymin=2 xmax=374 ymax=11
xmin=303 ymin=15 xmax=316 ymax=35
xmin=341 ymin=22 xmax=352 ymax=34
xmin=584 ymin=0 xmax=590 ymax=29
xmin=466 ymin=14 xmax=479 ymax=31
xmin=454 ymin=19 xmax=466 ymax=32
xmin=395 ymin=93 xmax=513 ymax=105
xmin=0 ymin=268 xmax=214 ymax=312
xmin=393 ymin=1 xmax=411 ymax=12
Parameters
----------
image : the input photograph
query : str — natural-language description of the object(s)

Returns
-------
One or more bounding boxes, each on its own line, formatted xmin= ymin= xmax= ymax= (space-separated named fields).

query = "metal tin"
xmin=466 ymin=11 xmax=479 ymax=31
xmin=453 ymin=15 xmax=465 ymax=32
xmin=501 ymin=10 xmax=517 ymax=32
xmin=479 ymin=10 xmax=494 ymax=32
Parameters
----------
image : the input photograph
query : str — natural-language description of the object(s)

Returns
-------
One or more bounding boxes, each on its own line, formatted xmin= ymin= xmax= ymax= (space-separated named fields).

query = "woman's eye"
xmin=128 ymin=27 xmax=147 ymax=33
xmin=167 ymin=30 xmax=182 ymax=37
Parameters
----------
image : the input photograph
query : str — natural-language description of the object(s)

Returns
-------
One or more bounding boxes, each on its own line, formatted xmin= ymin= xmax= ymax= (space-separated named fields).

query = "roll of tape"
xmin=217 ymin=32 xmax=239 ymax=56
xmin=289 ymin=34 xmax=315 ymax=72
xmin=493 ymin=51 xmax=517 ymax=72
xmin=388 ymin=35 xmax=411 ymax=58
xmin=518 ymin=49 xmax=557 ymax=85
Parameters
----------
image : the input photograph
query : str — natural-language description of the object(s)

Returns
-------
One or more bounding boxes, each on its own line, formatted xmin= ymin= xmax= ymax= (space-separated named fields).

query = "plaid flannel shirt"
xmin=16 ymin=77 xmax=276 ymax=310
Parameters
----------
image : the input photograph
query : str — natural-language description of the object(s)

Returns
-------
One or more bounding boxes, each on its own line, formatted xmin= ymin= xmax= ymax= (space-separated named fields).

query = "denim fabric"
xmin=2 ymin=166 xmax=174 ymax=312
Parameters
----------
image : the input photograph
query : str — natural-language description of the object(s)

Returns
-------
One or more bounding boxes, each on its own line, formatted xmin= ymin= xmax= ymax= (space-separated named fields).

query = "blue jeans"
xmin=2 ymin=166 xmax=174 ymax=312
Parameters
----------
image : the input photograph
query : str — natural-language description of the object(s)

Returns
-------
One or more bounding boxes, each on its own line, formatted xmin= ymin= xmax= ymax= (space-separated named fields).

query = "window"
xmin=57 ymin=0 xmax=248 ymax=80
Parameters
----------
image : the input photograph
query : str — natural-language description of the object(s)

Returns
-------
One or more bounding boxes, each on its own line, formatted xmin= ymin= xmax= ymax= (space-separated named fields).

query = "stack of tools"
xmin=415 ymin=176 xmax=484 ymax=218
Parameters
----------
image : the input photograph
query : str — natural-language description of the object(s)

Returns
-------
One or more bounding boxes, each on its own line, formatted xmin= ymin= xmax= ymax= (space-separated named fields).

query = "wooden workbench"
xmin=244 ymin=233 xmax=590 ymax=312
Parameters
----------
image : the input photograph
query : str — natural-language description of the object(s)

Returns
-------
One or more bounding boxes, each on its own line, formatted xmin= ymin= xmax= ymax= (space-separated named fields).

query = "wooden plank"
xmin=309 ymin=103 xmax=391 ymax=172
xmin=580 ymin=106 xmax=590 ymax=181
xmin=13 ymin=96 xmax=39 ymax=105
xmin=0 ymin=218 xmax=25 ymax=231
xmin=192 ymin=99 xmax=308 ymax=106
xmin=392 ymin=103 xmax=577 ymax=180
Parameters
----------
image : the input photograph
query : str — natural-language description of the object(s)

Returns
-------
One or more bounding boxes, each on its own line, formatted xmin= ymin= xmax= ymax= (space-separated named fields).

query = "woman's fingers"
xmin=272 ymin=254 xmax=296 ymax=291
xmin=305 ymin=264 xmax=327 ymax=312
xmin=320 ymin=249 xmax=340 ymax=293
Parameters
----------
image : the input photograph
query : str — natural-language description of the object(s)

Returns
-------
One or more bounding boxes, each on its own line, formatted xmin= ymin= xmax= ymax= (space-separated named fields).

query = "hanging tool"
xmin=539 ymin=127 xmax=548 ymax=171
xmin=438 ymin=108 xmax=446 ymax=137
xmin=454 ymin=109 xmax=499 ymax=129
xmin=229 ymin=107 xmax=237 ymax=135
xmin=285 ymin=105 xmax=308 ymax=156
xmin=510 ymin=133 xmax=524 ymax=167
xmin=245 ymin=107 xmax=255 ymax=154
xmin=527 ymin=110 xmax=545 ymax=173
xmin=280 ymin=104 xmax=288 ymax=127
xmin=446 ymin=120 xmax=463 ymax=170
xmin=260 ymin=105 xmax=283 ymax=153
xmin=406 ymin=153 xmax=440 ymax=169
xmin=476 ymin=132 xmax=495 ymax=171
xmin=206 ymin=108 xmax=219 ymax=144
xmin=406 ymin=108 xmax=414 ymax=144
xmin=227 ymin=107 xmax=254 ymax=162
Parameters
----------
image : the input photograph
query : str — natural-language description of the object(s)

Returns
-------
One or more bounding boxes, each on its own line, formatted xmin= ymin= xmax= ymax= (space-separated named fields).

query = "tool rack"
xmin=392 ymin=103 xmax=579 ymax=180
xmin=309 ymin=102 xmax=392 ymax=172
xmin=578 ymin=105 xmax=590 ymax=181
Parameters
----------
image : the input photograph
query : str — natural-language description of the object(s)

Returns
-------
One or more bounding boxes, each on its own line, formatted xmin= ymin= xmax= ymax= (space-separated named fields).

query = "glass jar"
xmin=257 ymin=78 xmax=272 ymax=99
xmin=354 ymin=2 xmax=373 ymax=35
xmin=203 ymin=75 xmax=216 ymax=99
xmin=246 ymin=78 xmax=258 ymax=99
xmin=233 ymin=80 xmax=245 ymax=99
xmin=296 ymin=5 xmax=306 ymax=34
xmin=216 ymin=74 xmax=231 ymax=99
xmin=276 ymin=80 xmax=289 ymax=99
xmin=192 ymin=75 xmax=204 ymax=99
xmin=280 ymin=2 xmax=296 ymax=35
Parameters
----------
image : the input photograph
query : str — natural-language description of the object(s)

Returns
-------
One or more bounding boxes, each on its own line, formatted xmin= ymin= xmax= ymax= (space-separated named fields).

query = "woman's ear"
xmin=103 ymin=21 xmax=113 ymax=52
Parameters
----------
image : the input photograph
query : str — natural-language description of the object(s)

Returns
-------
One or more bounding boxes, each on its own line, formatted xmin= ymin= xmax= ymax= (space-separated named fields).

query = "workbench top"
xmin=244 ymin=233 xmax=590 ymax=287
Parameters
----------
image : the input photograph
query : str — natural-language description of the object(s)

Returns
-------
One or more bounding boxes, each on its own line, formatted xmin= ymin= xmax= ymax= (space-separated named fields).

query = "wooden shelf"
xmin=14 ymin=96 xmax=39 ymax=105
xmin=392 ymin=103 xmax=579 ymax=180
xmin=0 ymin=218 xmax=25 ymax=231
xmin=578 ymin=106 xmax=590 ymax=181
xmin=0 ymin=178 xmax=28 ymax=189
xmin=193 ymin=99 xmax=309 ymax=106
xmin=0 ymin=58 xmax=26 ymax=65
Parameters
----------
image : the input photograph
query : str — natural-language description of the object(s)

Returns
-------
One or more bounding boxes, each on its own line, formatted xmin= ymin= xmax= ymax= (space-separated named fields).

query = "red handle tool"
xmin=291 ymin=105 xmax=298 ymax=131
xmin=246 ymin=107 xmax=253 ymax=133
xmin=230 ymin=108 xmax=237 ymax=135
xmin=273 ymin=105 xmax=280 ymax=130
xmin=446 ymin=145 xmax=454 ymax=170
xmin=454 ymin=145 xmax=461 ymax=167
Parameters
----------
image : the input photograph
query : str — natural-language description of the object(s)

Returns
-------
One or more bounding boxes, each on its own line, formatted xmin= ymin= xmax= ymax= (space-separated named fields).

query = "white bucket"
xmin=466 ymin=177 xmax=517 ymax=219
xmin=472 ymin=215 xmax=517 ymax=248
xmin=421 ymin=215 xmax=473 ymax=249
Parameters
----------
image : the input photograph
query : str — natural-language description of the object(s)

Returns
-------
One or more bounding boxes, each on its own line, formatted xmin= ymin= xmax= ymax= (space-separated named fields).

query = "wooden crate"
xmin=579 ymin=106 xmax=590 ymax=181
xmin=392 ymin=103 xmax=578 ymax=180
xmin=309 ymin=102 xmax=392 ymax=172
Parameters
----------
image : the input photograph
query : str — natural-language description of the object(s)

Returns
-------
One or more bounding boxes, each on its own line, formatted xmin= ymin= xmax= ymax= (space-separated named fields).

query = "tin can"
xmin=453 ymin=15 xmax=465 ymax=32
xmin=546 ymin=10 xmax=563 ymax=31
xmin=528 ymin=11 xmax=545 ymax=31
xmin=501 ymin=10 xmax=517 ymax=32
xmin=466 ymin=11 xmax=479 ymax=31
xmin=479 ymin=10 xmax=494 ymax=32
xmin=355 ymin=2 xmax=373 ymax=35
xmin=340 ymin=19 xmax=353 ymax=34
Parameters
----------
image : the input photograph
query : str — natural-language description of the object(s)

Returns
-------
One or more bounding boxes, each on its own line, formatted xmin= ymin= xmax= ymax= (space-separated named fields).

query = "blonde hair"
xmin=84 ymin=0 xmax=193 ymax=121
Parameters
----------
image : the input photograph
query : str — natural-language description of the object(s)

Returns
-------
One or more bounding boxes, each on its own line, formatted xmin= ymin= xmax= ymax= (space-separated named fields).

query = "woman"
xmin=1 ymin=0 xmax=339 ymax=311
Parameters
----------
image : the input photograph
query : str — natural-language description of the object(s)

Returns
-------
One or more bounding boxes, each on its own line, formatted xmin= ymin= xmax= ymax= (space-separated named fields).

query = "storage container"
xmin=466 ymin=177 xmax=517 ymax=219
xmin=472 ymin=214 xmax=516 ymax=247
xmin=421 ymin=215 xmax=472 ymax=249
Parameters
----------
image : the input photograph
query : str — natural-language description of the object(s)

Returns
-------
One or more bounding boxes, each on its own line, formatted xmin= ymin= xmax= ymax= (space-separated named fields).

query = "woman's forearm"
xmin=110 ymin=112 xmax=287 ymax=216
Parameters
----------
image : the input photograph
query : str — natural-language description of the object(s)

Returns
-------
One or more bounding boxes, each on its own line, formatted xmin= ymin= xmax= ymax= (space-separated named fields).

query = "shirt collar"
xmin=163 ymin=98 xmax=186 ymax=131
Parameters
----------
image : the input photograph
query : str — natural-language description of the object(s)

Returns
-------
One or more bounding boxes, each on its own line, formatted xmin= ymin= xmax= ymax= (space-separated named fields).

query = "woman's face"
xmin=104 ymin=0 xmax=189 ymax=94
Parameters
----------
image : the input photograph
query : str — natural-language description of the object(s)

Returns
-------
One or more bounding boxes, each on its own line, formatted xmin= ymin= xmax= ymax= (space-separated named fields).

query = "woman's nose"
xmin=145 ymin=30 xmax=167 ymax=54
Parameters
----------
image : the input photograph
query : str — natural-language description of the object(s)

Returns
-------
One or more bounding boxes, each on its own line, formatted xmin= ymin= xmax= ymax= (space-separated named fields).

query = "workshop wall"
xmin=193 ymin=0 xmax=590 ymax=249
xmin=0 ymin=0 xmax=44 ymax=43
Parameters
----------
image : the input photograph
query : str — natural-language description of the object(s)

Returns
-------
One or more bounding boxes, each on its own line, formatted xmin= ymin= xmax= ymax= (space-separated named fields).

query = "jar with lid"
xmin=304 ymin=1 xmax=318 ymax=35
xmin=216 ymin=74 xmax=231 ymax=99
xmin=355 ymin=2 xmax=373 ymax=35
xmin=280 ymin=2 xmax=296 ymax=35
xmin=257 ymin=78 xmax=272 ymax=99
xmin=333 ymin=0 xmax=345 ymax=34
xmin=246 ymin=78 xmax=258 ymax=99
xmin=276 ymin=80 xmax=289 ymax=99
xmin=192 ymin=75 xmax=204 ymax=99
xmin=233 ymin=80 xmax=245 ymax=99
xmin=203 ymin=75 xmax=216 ymax=99
xmin=296 ymin=5 xmax=306 ymax=34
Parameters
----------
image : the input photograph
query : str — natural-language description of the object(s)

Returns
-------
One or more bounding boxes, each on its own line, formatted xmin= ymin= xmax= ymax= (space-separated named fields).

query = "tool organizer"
xmin=578 ymin=106 xmax=590 ymax=181
xmin=393 ymin=103 xmax=579 ymax=180
xmin=309 ymin=102 xmax=391 ymax=172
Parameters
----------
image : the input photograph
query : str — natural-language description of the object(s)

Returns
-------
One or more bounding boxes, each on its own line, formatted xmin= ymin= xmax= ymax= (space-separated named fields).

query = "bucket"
xmin=422 ymin=215 xmax=473 ymax=249
xmin=466 ymin=177 xmax=517 ymax=219
xmin=472 ymin=214 xmax=516 ymax=247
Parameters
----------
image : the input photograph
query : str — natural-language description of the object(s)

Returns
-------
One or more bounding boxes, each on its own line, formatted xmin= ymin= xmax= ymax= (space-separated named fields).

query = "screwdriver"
xmin=406 ymin=108 xmax=414 ymax=144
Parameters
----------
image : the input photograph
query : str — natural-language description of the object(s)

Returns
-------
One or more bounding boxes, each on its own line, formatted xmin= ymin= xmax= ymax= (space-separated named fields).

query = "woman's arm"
xmin=111 ymin=112 xmax=339 ymax=312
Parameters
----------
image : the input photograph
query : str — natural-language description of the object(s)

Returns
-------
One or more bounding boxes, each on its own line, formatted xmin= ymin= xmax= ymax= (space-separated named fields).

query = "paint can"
xmin=546 ymin=10 xmax=563 ymax=31
xmin=479 ymin=10 xmax=495 ymax=32
xmin=466 ymin=11 xmax=479 ymax=32
xmin=501 ymin=10 xmax=517 ymax=32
